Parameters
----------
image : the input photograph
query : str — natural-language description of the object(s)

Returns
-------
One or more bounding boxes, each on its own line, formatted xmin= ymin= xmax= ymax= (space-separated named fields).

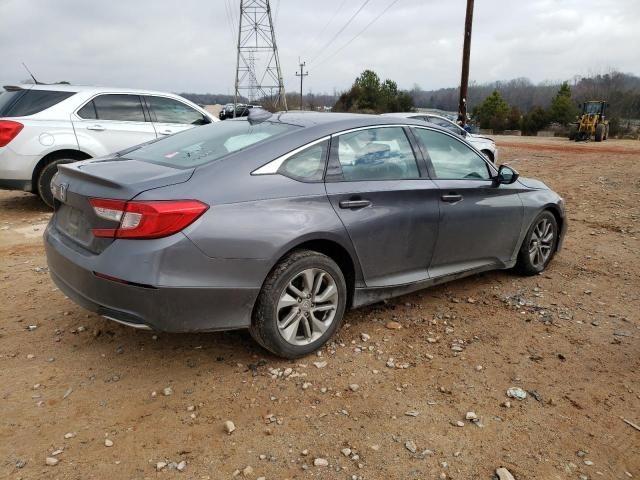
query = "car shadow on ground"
xmin=0 ymin=191 xmax=50 ymax=215
xmin=62 ymin=269 xmax=518 ymax=371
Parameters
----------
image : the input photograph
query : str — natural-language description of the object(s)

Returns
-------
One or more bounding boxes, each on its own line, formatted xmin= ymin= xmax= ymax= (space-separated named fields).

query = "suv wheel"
xmin=250 ymin=250 xmax=347 ymax=359
xmin=37 ymin=158 xmax=73 ymax=208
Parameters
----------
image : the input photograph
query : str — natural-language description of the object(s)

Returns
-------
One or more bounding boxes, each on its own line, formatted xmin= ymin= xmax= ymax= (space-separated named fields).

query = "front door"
xmin=324 ymin=126 xmax=440 ymax=287
xmin=411 ymin=127 xmax=524 ymax=277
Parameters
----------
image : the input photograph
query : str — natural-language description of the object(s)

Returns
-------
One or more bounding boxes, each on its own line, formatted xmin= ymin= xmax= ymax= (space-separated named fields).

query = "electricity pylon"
xmin=234 ymin=0 xmax=287 ymax=112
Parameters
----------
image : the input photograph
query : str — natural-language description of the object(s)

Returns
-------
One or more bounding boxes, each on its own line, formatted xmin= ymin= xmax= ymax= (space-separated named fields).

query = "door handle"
xmin=158 ymin=130 xmax=173 ymax=135
xmin=441 ymin=193 xmax=463 ymax=203
xmin=339 ymin=199 xmax=371 ymax=209
xmin=86 ymin=124 xmax=104 ymax=131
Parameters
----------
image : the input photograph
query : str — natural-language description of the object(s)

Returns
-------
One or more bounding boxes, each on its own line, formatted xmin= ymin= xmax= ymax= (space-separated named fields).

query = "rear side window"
xmin=331 ymin=127 xmax=420 ymax=181
xmin=0 ymin=89 xmax=75 ymax=117
xmin=146 ymin=96 xmax=207 ymax=125
xmin=278 ymin=140 xmax=328 ymax=182
xmin=81 ymin=94 xmax=146 ymax=122
xmin=130 ymin=120 xmax=300 ymax=168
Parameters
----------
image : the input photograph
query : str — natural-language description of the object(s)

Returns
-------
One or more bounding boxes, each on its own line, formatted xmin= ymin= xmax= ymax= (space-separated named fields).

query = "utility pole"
xmin=234 ymin=0 xmax=287 ymax=116
xmin=458 ymin=0 xmax=474 ymax=127
xmin=295 ymin=59 xmax=308 ymax=110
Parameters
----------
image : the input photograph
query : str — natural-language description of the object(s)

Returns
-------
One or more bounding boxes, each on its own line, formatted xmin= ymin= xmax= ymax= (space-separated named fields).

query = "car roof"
xmin=1 ymin=83 xmax=183 ymax=97
xmin=380 ymin=112 xmax=424 ymax=119
xmin=256 ymin=111 xmax=432 ymax=131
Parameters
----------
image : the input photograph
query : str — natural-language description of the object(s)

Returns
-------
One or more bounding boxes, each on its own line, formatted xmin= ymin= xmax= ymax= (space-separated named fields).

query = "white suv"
xmin=382 ymin=112 xmax=498 ymax=163
xmin=0 ymin=84 xmax=217 ymax=206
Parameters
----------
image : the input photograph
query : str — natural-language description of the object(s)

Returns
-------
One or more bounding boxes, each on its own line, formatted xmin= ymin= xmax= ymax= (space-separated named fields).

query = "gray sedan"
xmin=45 ymin=111 xmax=566 ymax=358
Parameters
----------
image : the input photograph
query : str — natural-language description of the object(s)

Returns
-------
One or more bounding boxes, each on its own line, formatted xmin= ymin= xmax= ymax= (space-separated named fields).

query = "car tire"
xmin=37 ymin=158 xmax=74 ymax=208
xmin=516 ymin=211 xmax=558 ymax=276
xmin=250 ymin=249 xmax=347 ymax=359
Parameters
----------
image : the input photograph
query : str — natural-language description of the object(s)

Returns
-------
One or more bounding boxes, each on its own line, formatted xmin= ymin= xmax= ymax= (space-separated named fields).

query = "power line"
xmin=312 ymin=0 xmax=402 ymax=68
xmin=222 ymin=0 xmax=237 ymax=47
xmin=308 ymin=0 xmax=372 ymax=65
xmin=303 ymin=0 xmax=348 ymax=59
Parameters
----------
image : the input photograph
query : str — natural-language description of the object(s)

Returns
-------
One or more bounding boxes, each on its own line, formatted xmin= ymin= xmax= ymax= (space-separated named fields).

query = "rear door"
xmin=72 ymin=94 xmax=157 ymax=155
xmin=324 ymin=126 xmax=440 ymax=287
xmin=144 ymin=95 xmax=210 ymax=137
xmin=411 ymin=127 xmax=523 ymax=277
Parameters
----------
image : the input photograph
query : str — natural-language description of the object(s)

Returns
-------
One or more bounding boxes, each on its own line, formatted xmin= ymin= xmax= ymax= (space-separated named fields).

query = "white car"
xmin=0 ymin=84 xmax=217 ymax=206
xmin=382 ymin=112 xmax=498 ymax=163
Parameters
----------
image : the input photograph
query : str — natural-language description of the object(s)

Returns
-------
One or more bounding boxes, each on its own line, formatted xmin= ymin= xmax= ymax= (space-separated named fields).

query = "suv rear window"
xmin=0 ymin=88 xmax=75 ymax=117
xmin=129 ymin=120 xmax=299 ymax=168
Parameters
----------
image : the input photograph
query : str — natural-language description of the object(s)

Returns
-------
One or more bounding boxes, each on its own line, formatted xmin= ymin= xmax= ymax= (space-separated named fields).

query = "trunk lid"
xmin=51 ymin=156 xmax=193 ymax=253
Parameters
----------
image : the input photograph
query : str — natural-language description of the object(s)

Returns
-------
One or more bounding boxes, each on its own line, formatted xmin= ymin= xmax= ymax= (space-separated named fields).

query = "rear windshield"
xmin=129 ymin=120 xmax=300 ymax=168
xmin=0 ymin=88 xmax=76 ymax=117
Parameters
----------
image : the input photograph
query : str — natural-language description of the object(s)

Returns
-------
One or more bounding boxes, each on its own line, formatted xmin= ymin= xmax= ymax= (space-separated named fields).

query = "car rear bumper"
xmin=0 ymin=146 xmax=39 ymax=188
xmin=0 ymin=178 xmax=32 ymax=191
xmin=44 ymin=224 xmax=261 ymax=332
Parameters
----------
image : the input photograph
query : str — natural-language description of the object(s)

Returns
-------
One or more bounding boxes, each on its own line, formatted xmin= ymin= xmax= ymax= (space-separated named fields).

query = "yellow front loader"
xmin=569 ymin=101 xmax=609 ymax=142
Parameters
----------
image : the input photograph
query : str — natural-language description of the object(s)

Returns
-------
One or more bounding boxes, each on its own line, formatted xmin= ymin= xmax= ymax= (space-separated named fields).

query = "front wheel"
xmin=250 ymin=250 xmax=347 ymax=359
xmin=515 ymin=211 xmax=558 ymax=276
xmin=595 ymin=124 xmax=605 ymax=142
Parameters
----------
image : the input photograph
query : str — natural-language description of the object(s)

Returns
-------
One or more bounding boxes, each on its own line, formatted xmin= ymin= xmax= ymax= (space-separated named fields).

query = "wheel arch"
xmin=31 ymin=149 xmax=92 ymax=193
xmin=480 ymin=149 xmax=494 ymax=163
xmin=543 ymin=204 xmax=565 ymax=252
xmin=266 ymin=236 xmax=363 ymax=310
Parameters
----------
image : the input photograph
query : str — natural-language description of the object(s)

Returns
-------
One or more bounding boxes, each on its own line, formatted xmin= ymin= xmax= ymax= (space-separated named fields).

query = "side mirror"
xmin=494 ymin=164 xmax=519 ymax=185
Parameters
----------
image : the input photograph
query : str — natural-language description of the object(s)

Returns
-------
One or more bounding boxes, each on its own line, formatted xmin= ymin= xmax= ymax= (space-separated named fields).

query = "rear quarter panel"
xmin=135 ymin=168 xmax=363 ymax=284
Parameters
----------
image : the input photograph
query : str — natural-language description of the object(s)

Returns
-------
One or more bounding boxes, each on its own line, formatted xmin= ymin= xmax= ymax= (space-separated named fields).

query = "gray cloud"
xmin=1 ymin=0 xmax=638 ymax=95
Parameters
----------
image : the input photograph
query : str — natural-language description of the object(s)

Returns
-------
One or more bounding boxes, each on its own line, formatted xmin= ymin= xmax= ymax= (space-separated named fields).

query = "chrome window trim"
xmin=252 ymin=135 xmax=331 ymax=175
xmin=330 ymin=124 xmax=409 ymax=137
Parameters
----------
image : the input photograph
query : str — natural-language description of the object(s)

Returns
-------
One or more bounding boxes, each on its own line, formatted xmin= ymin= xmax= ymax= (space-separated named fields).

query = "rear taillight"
xmin=89 ymin=198 xmax=208 ymax=239
xmin=0 ymin=120 xmax=24 ymax=147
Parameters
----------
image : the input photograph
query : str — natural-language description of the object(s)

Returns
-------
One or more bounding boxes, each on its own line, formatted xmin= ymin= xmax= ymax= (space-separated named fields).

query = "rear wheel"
xmin=37 ymin=158 xmax=74 ymax=208
xmin=595 ymin=124 xmax=605 ymax=142
xmin=516 ymin=211 xmax=558 ymax=276
xmin=250 ymin=250 xmax=347 ymax=359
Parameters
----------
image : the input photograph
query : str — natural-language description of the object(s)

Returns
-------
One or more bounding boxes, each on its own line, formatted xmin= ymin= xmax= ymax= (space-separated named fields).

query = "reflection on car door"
xmin=144 ymin=96 xmax=208 ymax=137
xmin=324 ymin=126 xmax=440 ymax=287
xmin=72 ymin=94 xmax=157 ymax=155
xmin=411 ymin=127 xmax=524 ymax=277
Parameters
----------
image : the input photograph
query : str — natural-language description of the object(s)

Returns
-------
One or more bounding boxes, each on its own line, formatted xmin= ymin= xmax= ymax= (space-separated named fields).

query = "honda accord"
xmin=45 ymin=110 xmax=566 ymax=358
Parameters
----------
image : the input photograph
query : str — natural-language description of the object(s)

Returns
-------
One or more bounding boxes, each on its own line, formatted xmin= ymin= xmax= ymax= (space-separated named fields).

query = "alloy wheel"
xmin=276 ymin=268 xmax=338 ymax=346
xmin=528 ymin=217 xmax=555 ymax=268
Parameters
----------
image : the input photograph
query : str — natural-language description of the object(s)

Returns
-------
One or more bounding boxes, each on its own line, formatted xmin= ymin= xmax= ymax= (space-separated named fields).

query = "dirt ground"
xmin=1 ymin=136 xmax=639 ymax=480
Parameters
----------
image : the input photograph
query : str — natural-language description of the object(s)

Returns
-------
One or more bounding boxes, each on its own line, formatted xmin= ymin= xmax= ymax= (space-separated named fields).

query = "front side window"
xmin=332 ymin=127 xmax=419 ymax=181
xmin=89 ymin=94 xmax=146 ymax=122
xmin=146 ymin=96 xmax=207 ymax=125
xmin=278 ymin=140 xmax=328 ymax=182
xmin=129 ymin=120 xmax=299 ymax=168
xmin=413 ymin=128 xmax=490 ymax=180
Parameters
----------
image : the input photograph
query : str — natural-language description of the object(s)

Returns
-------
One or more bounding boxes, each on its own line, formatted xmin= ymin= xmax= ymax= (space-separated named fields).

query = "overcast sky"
xmin=1 ymin=0 xmax=638 ymax=95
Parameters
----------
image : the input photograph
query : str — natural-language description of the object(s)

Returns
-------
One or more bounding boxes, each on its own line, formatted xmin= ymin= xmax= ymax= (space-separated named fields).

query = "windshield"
xmin=585 ymin=103 xmax=602 ymax=114
xmin=129 ymin=120 xmax=299 ymax=168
